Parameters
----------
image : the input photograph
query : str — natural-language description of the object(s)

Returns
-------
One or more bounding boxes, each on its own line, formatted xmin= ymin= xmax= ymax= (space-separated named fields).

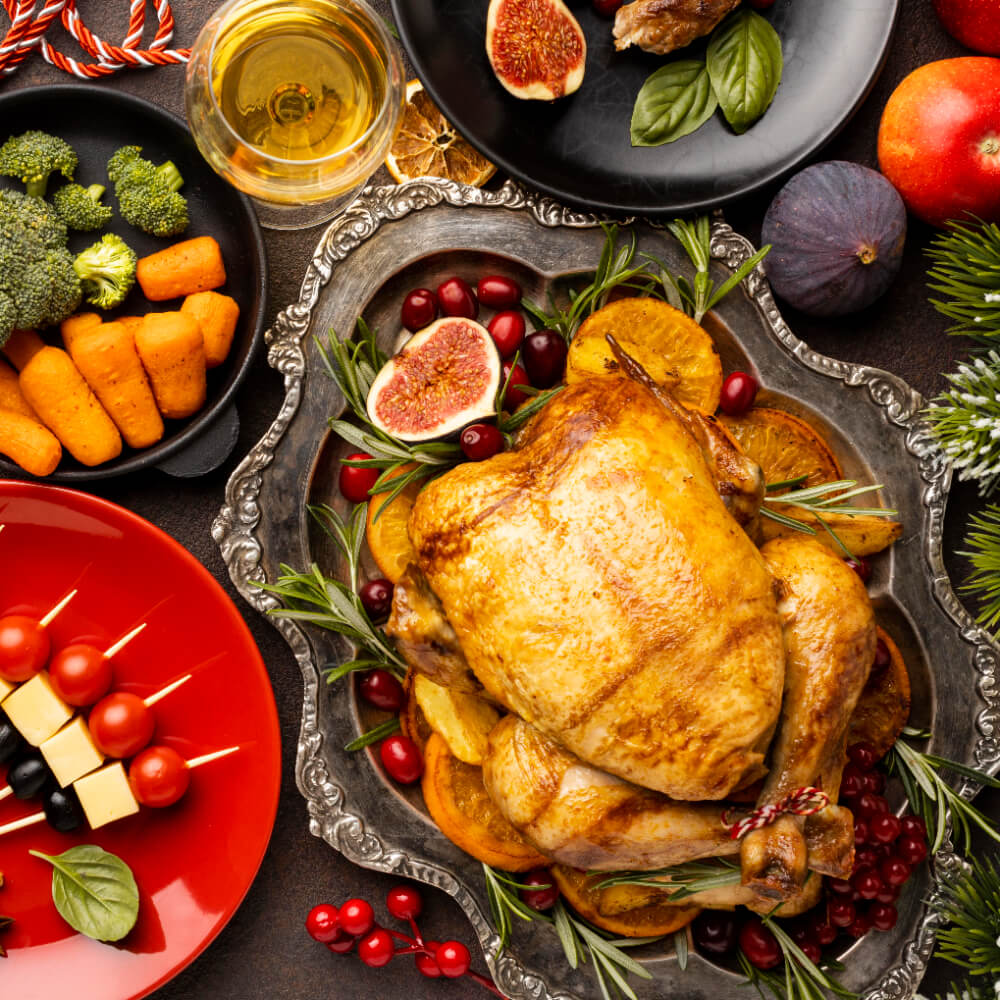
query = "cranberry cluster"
xmin=694 ymin=741 xmax=929 ymax=972
xmin=306 ymin=886 xmax=500 ymax=995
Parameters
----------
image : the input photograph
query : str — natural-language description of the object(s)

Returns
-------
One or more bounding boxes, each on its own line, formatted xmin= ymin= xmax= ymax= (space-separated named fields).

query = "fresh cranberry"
xmin=592 ymin=0 xmax=624 ymax=15
xmin=339 ymin=453 xmax=380 ymax=503
xmin=437 ymin=277 xmax=478 ymax=319
xmin=339 ymin=898 xmax=375 ymax=937
xmin=488 ymin=311 xmax=526 ymax=358
xmin=460 ymin=423 xmax=504 ymax=461
xmin=358 ymin=669 xmax=404 ymax=712
xmin=748 ymin=0 xmax=775 ymax=8
xmin=854 ymin=846 xmax=880 ymax=872
xmin=519 ymin=869 xmax=559 ymax=912
xmin=847 ymin=913 xmax=873 ymax=938
xmin=800 ymin=941 xmax=822 ymax=965
xmin=522 ymin=330 xmax=568 ymax=389
xmin=897 ymin=834 xmax=928 ymax=866
xmin=328 ymin=936 xmax=356 ymax=953
xmin=845 ymin=557 xmax=872 ymax=583
xmin=828 ymin=900 xmax=856 ymax=928
xmin=857 ymin=793 xmax=889 ymax=818
xmin=847 ymin=743 xmax=879 ymax=771
xmin=738 ymin=918 xmax=781 ymax=970
xmin=873 ymin=638 xmax=891 ymax=670
xmin=828 ymin=877 xmax=854 ymax=896
xmin=380 ymin=734 xmax=424 ymax=784
xmin=869 ymin=813 xmax=902 ymax=844
xmin=870 ymin=903 xmax=898 ymax=932
xmin=306 ymin=903 xmax=341 ymax=942
xmin=359 ymin=927 xmax=395 ymax=967
xmin=900 ymin=815 xmax=927 ymax=840
xmin=387 ymin=885 xmax=424 ymax=920
xmin=416 ymin=943 xmax=442 ymax=977
xmin=401 ymin=289 xmax=438 ymax=331
xmin=719 ymin=372 xmax=759 ymax=416
xmin=359 ymin=578 xmax=394 ymax=621
xmin=501 ymin=362 xmax=531 ymax=409
xmin=692 ymin=910 xmax=737 ymax=956
xmin=808 ymin=917 xmax=837 ymax=947
xmin=876 ymin=884 xmax=901 ymax=905
xmin=851 ymin=869 xmax=884 ymax=900
xmin=863 ymin=770 xmax=886 ymax=795
xmin=436 ymin=941 xmax=471 ymax=978
xmin=841 ymin=771 xmax=864 ymax=799
xmin=854 ymin=820 xmax=869 ymax=847
xmin=477 ymin=275 xmax=522 ymax=310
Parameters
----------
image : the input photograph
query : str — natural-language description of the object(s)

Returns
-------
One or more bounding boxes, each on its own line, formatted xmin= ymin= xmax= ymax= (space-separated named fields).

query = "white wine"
xmin=212 ymin=1 xmax=387 ymax=162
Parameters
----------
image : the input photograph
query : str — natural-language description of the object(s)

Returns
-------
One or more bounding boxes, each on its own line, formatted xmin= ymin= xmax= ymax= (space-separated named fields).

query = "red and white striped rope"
xmin=721 ymin=786 xmax=831 ymax=840
xmin=0 ymin=0 xmax=188 ymax=79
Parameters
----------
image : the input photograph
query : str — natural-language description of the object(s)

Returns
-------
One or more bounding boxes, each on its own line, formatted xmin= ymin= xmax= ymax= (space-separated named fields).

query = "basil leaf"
xmin=30 ymin=845 xmax=139 ymax=942
xmin=706 ymin=10 xmax=782 ymax=135
xmin=630 ymin=60 xmax=718 ymax=147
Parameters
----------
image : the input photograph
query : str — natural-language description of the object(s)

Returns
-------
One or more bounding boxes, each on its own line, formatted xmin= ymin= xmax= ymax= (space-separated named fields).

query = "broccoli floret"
xmin=0 ymin=130 xmax=78 ymax=198
xmin=107 ymin=145 xmax=189 ymax=237
xmin=51 ymin=183 xmax=113 ymax=231
xmin=73 ymin=234 xmax=137 ymax=310
xmin=0 ymin=189 xmax=81 ymax=346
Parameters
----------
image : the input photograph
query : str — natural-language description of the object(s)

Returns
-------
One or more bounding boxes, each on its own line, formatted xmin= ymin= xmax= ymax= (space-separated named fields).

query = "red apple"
xmin=933 ymin=0 xmax=1000 ymax=55
xmin=877 ymin=58 xmax=1000 ymax=227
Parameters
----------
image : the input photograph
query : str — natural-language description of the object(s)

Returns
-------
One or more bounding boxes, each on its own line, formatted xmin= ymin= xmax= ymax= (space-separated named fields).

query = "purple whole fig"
xmin=761 ymin=161 xmax=907 ymax=317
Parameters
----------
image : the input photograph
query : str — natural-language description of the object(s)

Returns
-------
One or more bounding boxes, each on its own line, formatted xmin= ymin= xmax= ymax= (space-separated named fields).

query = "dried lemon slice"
xmin=385 ymin=79 xmax=497 ymax=187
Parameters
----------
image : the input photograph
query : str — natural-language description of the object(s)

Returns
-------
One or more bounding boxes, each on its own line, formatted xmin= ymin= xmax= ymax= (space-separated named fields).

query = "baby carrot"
xmin=0 ymin=407 xmax=62 ymax=477
xmin=116 ymin=316 xmax=143 ymax=335
xmin=3 ymin=329 xmax=45 ymax=371
xmin=69 ymin=321 xmax=164 ymax=449
xmin=180 ymin=291 xmax=240 ymax=368
xmin=18 ymin=347 xmax=122 ymax=467
xmin=60 ymin=312 xmax=103 ymax=354
xmin=0 ymin=357 xmax=38 ymax=420
xmin=134 ymin=312 xmax=206 ymax=419
xmin=136 ymin=236 xmax=227 ymax=301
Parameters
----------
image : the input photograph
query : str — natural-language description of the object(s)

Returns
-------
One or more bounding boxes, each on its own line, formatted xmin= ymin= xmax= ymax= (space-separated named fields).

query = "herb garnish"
xmin=595 ymin=858 xmax=741 ymax=900
xmin=344 ymin=716 xmax=401 ymax=751
xmin=958 ymin=503 xmax=1000 ymax=637
xmin=932 ymin=853 xmax=1000 ymax=979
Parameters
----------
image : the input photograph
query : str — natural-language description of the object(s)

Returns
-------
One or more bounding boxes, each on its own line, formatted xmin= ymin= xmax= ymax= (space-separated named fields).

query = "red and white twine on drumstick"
xmin=0 ymin=0 xmax=189 ymax=79
xmin=722 ymin=786 xmax=831 ymax=840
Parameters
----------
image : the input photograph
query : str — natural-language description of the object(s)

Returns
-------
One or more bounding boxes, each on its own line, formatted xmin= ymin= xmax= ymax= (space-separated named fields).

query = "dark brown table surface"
xmin=3 ymin=1 xmax=997 ymax=997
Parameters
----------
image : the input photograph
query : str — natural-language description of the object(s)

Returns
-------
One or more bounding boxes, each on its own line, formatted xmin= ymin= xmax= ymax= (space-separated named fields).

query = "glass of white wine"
xmin=185 ymin=0 xmax=405 ymax=230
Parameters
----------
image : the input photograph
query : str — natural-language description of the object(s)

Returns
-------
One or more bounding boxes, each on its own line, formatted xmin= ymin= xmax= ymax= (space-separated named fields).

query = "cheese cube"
xmin=0 ymin=676 xmax=14 ymax=703
xmin=3 ymin=673 xmax=73 ymax=746
xmin=41 ymin=716 xmax=104 ymax=787
xmin=74 ymin=762 xmax=139 ymax=829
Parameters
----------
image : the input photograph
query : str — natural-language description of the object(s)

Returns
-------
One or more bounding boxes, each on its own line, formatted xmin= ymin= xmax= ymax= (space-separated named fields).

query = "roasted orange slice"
xmin=400 ymin=670 xmax=433 ymax=754
xmin=550 ymin=866 xmax=700 ymax=938
xmin=719 ymin=407 xmax=842 ymax=491
xmin=366 ymin=464 xmax=423 ymax=583
xmin=566 ymin=298 xmax=723 ymax=412
xmin=848 ymin=626 xmax=911 ymax=760
xmin=421 ymin=732 xmax=548 ymax=872
xmin=385 ymin=80 xmax=497 ymax=187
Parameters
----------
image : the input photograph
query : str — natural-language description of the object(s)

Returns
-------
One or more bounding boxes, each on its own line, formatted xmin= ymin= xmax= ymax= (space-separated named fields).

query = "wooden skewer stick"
xmin=186 ymin=745 xmax=240 ymax=770
xmin=0 ymin=785 xmax=11 ymax=803
xmin=143 ymin=673 xmax=191 ymax=708
xmin=39 ymin=589 xmax=77 ymax=628
xmin=0 ymin=811 xmax=45 ymax=836
xmin=102 ymin=623 xmax=146 ymax=660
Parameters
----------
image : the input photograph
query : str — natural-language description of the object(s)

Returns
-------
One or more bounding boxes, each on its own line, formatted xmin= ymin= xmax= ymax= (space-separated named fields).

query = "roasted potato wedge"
xmin=414 ymin=673 xmax=501 ymax=766
xmin=759 ymin=511 xmax=902 ymax=555
xmin=848 ymin=626 xmax=911 ymax=759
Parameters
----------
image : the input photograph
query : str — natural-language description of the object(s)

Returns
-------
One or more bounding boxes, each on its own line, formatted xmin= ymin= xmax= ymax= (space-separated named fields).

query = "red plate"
xmin=0 ymin=481 xmax=281 ymax=1000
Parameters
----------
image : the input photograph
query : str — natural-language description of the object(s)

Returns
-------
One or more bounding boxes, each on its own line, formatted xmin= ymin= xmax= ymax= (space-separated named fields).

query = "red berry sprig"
xmin=306 ymin=885 xmax=502 ymax=995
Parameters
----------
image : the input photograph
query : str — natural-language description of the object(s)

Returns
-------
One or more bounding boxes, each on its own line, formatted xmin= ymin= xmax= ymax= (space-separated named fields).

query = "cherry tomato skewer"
xmin=0 ymin=589 xmax=77 ymax=683
xmin=130 ymin=744 xmax=240 ymax=807
xmin=49 ymin=622 xmax=147 ymax=707
xmin=0 ymin=745 xmax=240 ymax=836
xmin=88 ymin=673 xmax=192 ymax=758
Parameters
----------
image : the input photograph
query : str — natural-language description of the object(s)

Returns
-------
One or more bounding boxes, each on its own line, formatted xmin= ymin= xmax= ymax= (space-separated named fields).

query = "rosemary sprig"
xmin=927 ymin=217 xmax=1000 ymax=344
xmin=886 ymin=726 xmax=1000 ymax=855
xmin=596 ymin=859 xmax=741 ymax=901
xmin=959 ymin=503 xmax=1000 ymax=637
xmin=932 ymin=853 xmax=1000 ymax=977
xmin=344 ymin=716 xmax=400 ymax=751
xmin=483 ymin=865 xmax=662 ymax=1000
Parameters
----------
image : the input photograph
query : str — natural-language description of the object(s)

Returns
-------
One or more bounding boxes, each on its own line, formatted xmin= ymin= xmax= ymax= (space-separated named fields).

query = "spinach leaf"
xmin=30 ymin=845 xmax=139 ymax=942
xmin=630 ymin=60 xmax=718 ymax=147
xmin=706 ymin=10 xmax=782 ymax=134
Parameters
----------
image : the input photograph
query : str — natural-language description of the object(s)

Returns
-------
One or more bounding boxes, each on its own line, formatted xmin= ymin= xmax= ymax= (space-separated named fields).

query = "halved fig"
xmin=486 ymin=0 xmax=586 ymax=101
xmin=366 ymin=317 xmax=502 ymax=442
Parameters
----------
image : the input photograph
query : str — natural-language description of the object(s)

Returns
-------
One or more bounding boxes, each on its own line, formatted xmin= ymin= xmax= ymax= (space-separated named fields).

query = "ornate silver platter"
xmin=214 ymin=178 xmax=999 ymax=1000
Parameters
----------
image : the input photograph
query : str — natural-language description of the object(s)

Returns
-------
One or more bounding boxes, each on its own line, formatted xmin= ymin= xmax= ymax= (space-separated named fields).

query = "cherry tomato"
xmin=359 ymin=579 xmax=394 ymax=620
xmin=487 ymin=310 xmax=526 ymax=358
xmin=128 ymin=745 xmax=191 ymax=807
xmin=358 ymin=669 xmax=405 ymax=712
xmin=386 ymin=885 xmax=424 ymax=920
xmin=49 ymin=643 xmax=113 ymax=706
xmin=306 ymin=903 xmax=341 ymax=943
xmin=436 ymin=277 xmax=478 ymax=319
xmin=719 ymin=372 xmax=759 ymax=416
xmin=477 ymin=275 xmax=522 ymax=310
xmin=89 ymin=691 xmax=155 ymax=758
xmin=501 ymin=361 xmax=531 ymax=409
xmin=401 ymin=289 xmax=438 ymax=332
xmin=358 ymin=927 xmax=395 ymax=967
xmin=380 ymin=733 xmax=423 ymax=784
xmin=460 ymin=423 xmax=504 ymax=461
xmin=0 ymin=615 xmax=49 ymax=682
xmin=435 ymin=941 xmax=471 ymax=978
xmin=339 ymin=453 xmax=380 ymax=504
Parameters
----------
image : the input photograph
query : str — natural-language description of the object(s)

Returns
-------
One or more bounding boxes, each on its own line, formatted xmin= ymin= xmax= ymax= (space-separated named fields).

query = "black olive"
xmin=0 ymin=718 xmax=24 ymax=764
xmin=7 ymin=753 xmax=50 ymax=799
xmin=42 ymin=784 xmax=83 ymax=833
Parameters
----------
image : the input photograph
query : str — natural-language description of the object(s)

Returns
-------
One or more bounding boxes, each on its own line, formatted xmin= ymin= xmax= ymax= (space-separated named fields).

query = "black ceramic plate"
xmin=0 ymin=84 xmax=267 ymax=482
xmin=390 ymin=0 xmax=899 ymax=214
